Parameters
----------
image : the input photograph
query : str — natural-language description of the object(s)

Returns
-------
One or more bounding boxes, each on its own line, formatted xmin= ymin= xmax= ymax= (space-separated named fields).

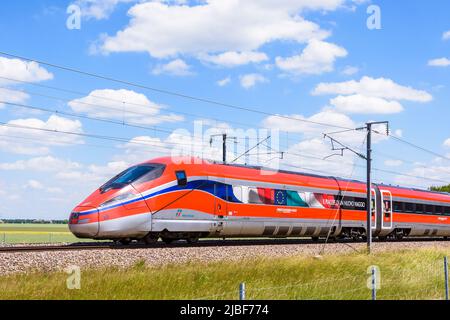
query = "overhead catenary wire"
xmin=0 ymin=75 xmax=344 ymax=149
xmin=6 ymin=71 xmax=449 ymax=173
xmin=282 ymin=151 xmax=450 ymax=185
xmin=0 ymin=51 xmax=354 ymax=130
xmin=0 ymin=120 xmax=202 ymax=150
xmin=0 ymin=116 xmax=447 ymax=187
xmin=0 ymin=77 xmax=265 ymax=132
xmin=0 ymin=99 xmax=222 ymax=145
xmin=320 ymin=134 xmax=368 ymax=255
xmin=372 ymin=129 xmax=450 ymax=163
xmin=1 ymin=52 xmax=448 ymax=188
xmin=0 ymin=133 xmax=171 ymax=155
xmin=0 ymin=78 xmax=321 ymax=146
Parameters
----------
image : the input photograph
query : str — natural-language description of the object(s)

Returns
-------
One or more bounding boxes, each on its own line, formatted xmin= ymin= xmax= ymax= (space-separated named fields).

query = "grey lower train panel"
xmin=151 ymin=208 xmax=362 ymax=237
xmin=91 ymin=208 xmax=450 ymax=239
xmin=152 ymin=217 xmax=350 ymax=238
xmin=94 ymin=212 xmax=151 ymax=239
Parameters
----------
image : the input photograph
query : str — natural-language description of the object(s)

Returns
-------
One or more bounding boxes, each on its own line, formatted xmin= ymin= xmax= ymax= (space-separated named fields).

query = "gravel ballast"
xmin=1 ymin=241 xmax=450 ymax=275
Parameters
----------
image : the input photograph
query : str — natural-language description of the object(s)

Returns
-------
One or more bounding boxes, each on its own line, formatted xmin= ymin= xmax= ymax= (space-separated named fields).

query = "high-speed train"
xmin=69 ymin=156 xmax=450 ymax=244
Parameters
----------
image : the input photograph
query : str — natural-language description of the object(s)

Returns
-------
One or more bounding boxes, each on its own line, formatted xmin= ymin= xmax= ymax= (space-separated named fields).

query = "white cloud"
xmin=0 ymin=156 xmax=81 ymax=172
xmin=239 ymin=73 xmax=268 ymax=89
xmin=444 ymin=138 xmax=450 ymax=148
xmin=73 ymin=0 xmax=137 ymax=20
xmin=329 ymin=94 xmax=404 ymax=114
xmin=0 ymin=57 xmax=52 ymax=112
xmin=117 ymin=135 xmax=172 ymax=164
xmin=98 ymin=1 xmax=343 ymax=58
xmin=428 ymin=58 xmax=450 ymax=67
xmin=217 ymin=77 xmax=231 ymax=87
xmin=68 ymin=88 xmax=183 ymax=125
xmin=87 ymin=161 xmax=129 ymax=178
xmin=275 ymin=40 xmax=347 ymax=75
xmin=393 ymin=165 xmax=450 ymax=189
xmin=313 ymin=76 xmax=432 ymax=102
xmin=200 ymin=51 xmax=268 ymax=68
xmin=341 ymin=65 xmax=359 ymax=76
xmin=262 ymin=108 xmax=386 ymax=149
xmin=56 ymin=161 xmax=129 ymax=185
xmin=0 ymin=115 xmax=84 ymax=155
xmin=0 ymin=88 xmax=29 ymax=108
xmin=0 ymin=57 xmax=53 ymax=86
xmin=262 ymin=109 xmax=355 ymax=137
xmin=384 ymin=159 xmax=403 ymax=167
xmin=25 ymin=179 xmax=44 ymax=190
xmin=394 ymin=129 xmax=403 ymax=138
xmin=443 ymin=30 xmax=450 ymax=40
xmin=152 ymin=59 xmax=193 ymax=76
xmin=280 ymin=137 xmax=360 ymax=177
xmin=24 ymin=179 xmax=62 ymax=194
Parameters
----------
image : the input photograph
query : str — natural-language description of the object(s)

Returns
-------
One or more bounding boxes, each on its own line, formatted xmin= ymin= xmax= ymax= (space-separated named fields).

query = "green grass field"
xmin=0 ymin=223 xmax=92 ymax=243
xmin=0 ymin=248 xmax=448 ymax=300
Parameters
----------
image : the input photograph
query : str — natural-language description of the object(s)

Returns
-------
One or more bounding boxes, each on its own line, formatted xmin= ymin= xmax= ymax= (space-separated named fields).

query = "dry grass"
xmin=0 ymin=247 xmax=448 ymax=300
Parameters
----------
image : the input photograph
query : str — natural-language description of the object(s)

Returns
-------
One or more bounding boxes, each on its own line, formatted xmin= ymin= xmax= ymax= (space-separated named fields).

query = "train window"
xmin=393 ymin=202 xmax=403 ymax=212
xmin=445 ymin=206 xmax=450 ymax=215
xmin=415 ymin=204 xmax=424 ymax=214
xmin=100 ymin=164 xmax=165 ymax=192
xmin=405 ymin=202 xmax=414 ymax=213
xmin=247 ymin=188 xmax=263 ymax=204
xmin=134 ymin=164 xmax=166 ymax=184
xmin=425 ymin=205 xmax=434 ymax=214
xmin=232 ymin=186 xmax=242 ymax=202
xmin=435 ymin=206 xmax=443 ymax=215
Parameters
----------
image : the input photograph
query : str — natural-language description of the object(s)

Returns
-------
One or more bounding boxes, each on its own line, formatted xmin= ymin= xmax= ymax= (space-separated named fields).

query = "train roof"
xmin=222 ymin=161 xmax=450 ymax=197
xmin=150 ymin=156 xmax=450 ymax=198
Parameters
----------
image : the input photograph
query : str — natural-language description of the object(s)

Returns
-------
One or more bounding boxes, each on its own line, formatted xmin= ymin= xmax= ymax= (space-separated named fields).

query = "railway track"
xmin=0 ymin=237 xmax=449 ymax=253
xmin=0 ymin=243 xmax=115 ymax=252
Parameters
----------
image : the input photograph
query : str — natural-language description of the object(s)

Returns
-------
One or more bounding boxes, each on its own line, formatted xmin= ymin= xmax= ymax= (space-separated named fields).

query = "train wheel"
xmin=186 ymin=237 xmax=199 ymax=244
xmin=378 ymin=236 xmax=387 ymax=241
xmin=395 ymin=234 xmax=404 ymax=241
xmin=143 ymin=233 xmax=159 ymax=245
xmin=162 ymin=238 xmax=174 ymax=244
xmin=119 ymin=238 xmax=131 ymax=245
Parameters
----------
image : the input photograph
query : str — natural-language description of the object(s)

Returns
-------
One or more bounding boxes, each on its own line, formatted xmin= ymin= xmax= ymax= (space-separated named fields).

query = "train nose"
xmin=68 ymin=206 xmax=99 ymax=238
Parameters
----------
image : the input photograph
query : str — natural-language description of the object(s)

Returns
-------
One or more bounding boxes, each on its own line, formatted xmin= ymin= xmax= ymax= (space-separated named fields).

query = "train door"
xmin=380 ymin=190 xmax=393 ymax=230
xmin=371 ymin=189 xmax=377 ymax=230
xmin=214 ymin=183 xmax=228 ymax=218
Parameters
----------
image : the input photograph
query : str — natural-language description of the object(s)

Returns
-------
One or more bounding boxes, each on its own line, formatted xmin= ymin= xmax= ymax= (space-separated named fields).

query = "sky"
xmin=0 ymin=0 xmax=449 ymax=219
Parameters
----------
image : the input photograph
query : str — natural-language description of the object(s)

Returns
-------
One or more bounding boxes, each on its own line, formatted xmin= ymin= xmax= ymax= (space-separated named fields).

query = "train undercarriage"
xmin=112 ymin=227 xmax=445 ymax=245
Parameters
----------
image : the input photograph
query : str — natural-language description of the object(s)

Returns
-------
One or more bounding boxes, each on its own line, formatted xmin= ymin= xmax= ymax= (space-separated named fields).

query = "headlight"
xmin=99 ymin=192 xmax=135 ymax=207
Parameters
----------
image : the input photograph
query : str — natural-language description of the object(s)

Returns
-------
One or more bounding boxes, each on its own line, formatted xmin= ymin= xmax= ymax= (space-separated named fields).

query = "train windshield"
xmin=100 ymin=164 xmax=165 ymax=193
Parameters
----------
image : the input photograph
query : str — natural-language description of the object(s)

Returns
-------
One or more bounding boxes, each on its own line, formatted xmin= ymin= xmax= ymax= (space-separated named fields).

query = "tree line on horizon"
xmin=430 ymin=184 xmax=450 ymax=193
xmin=0 ymin=219 xmax=69 ymax=224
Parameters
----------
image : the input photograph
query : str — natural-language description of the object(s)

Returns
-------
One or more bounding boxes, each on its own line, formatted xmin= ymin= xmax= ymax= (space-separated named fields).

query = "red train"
xmin=69 ymin=156 xmax=450 ymax=244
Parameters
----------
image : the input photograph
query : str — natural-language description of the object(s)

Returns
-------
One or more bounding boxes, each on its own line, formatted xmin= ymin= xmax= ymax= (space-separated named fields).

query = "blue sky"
xmin=0 ymin=0 xmax=449 ymax=219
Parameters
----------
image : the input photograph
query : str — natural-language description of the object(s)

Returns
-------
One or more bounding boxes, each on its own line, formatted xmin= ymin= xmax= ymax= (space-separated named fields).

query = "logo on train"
xmin=176 ymin=209 xmax=183 ymax=217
